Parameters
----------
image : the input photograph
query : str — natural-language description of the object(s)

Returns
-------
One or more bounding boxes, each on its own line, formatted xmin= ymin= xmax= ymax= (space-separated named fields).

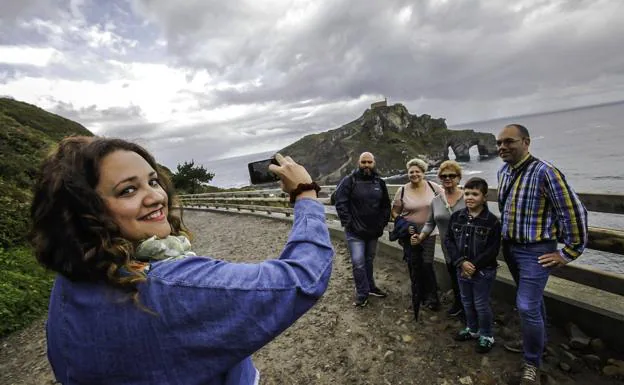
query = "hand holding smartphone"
xmin=248 ymin=157 xmax=280 ymax=185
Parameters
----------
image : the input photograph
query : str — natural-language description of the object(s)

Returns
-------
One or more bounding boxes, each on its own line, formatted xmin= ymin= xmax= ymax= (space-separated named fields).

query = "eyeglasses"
xmin=439 ymin=174 xmax=458 ymax=179
xmin=495 ymin=138 xmax=522 ymax=147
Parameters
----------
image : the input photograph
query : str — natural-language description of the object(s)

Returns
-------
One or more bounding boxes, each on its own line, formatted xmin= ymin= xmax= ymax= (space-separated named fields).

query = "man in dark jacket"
xmin=335 ymin=152 xmax=391 ymax=307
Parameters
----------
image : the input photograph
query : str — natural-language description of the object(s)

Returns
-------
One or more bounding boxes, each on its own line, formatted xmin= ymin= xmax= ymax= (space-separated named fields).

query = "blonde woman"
xmin=412 ymin=160 xmax=466 ymax=317
xmin=391 ymin=158 xmax=443 ymax=320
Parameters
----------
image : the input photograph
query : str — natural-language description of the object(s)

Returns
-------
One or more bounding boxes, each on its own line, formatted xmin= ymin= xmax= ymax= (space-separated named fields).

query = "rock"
xmin=566 ymin=323 xmax=591 ymax=350
xmin=560 ymin=351 xmax=583 ymax=373
xmin=589 ymin=338 xmax=606 ymax=353
xmin=559 ymin=362 xmax=571 ymax=372
xmin=559 ymin=343 xmax=571 ymax=351
xmin=603 ymin=363 xmax=624 ymax=377
xmin=278 ymin=103 xmax=498 ymax=184
xmin=582 ymin=354 xmax=601 ymax=369
xmin=458 ymin=376 xmax=473 ymax=385
xmin=429 ymin=316 xmax=439 ymax=322
xmin=401 ymin=335 xmax=414 ymax=343
xmin=480 ymin=356 xmax=490 ymax=367
xmin=383 ymin=350 xmax=395 ymax=362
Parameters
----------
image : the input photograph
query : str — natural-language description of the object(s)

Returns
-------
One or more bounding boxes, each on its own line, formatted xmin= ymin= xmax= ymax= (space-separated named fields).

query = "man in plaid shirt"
xmin=496 ymin=124 xmax=588 ymax=385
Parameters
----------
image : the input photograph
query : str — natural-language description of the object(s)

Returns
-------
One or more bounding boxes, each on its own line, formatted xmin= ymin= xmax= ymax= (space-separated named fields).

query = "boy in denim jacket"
xmin=445 ymin=177 xmax=501 ymax=353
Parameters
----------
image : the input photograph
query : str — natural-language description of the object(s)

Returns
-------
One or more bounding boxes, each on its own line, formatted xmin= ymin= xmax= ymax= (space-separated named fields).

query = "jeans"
xmin=458 ymin=268 xmax=496 ymax=337
xmin=510 ymin=241 xmax=557 ymax=367
xmin=345 ymin=232 xmax=378 ymax=301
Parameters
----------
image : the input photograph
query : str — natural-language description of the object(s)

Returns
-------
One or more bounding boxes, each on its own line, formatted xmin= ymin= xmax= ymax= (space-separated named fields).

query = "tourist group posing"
xmin=334 ymin=124 xmax=588 ymax=385
xmin=33 ymin=123 xmax=587 ymax=385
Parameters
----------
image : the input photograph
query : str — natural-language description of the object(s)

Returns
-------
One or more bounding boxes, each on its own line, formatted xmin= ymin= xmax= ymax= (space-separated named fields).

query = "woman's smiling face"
xmin=96 ymin=150 xmax=171 ymax=242
xmin=408 ymin=165 xmax=424 ymax=183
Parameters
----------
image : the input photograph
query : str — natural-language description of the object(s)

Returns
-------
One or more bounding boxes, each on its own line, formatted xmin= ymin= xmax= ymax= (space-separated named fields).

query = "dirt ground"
xmin=1 ymin=210 xmax=622 ymax=385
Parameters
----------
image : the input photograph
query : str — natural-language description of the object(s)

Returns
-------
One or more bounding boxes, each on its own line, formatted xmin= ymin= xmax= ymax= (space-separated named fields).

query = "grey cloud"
xmin=134 ymin=0 xmax=624 ymax=107
xmin=49 ymin=100 xmax=145 ymax=125
xmin=3 ymin=0 xmax=624 ymax=168
xmin=91 ymin=96 xmax=374 ymax=166
xmin=0 ymin=0 xmax=64 ymax=24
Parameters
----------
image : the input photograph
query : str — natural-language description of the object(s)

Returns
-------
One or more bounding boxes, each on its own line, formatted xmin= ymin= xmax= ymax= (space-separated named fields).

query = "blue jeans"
xmin=510 ymin=241 xmax=557 ymax=367
xmin=458 ymin=267 xmax=496 ymax=337
xmin=346 ymin=232 xmax=378 ymax=301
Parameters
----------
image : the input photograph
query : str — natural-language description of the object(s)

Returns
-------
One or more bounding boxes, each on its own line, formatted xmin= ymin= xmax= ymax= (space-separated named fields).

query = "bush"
xmin=0 ymin=247 xmax=54 ymax=337
xmin=0 ymin=179 xmax=31 ymax=248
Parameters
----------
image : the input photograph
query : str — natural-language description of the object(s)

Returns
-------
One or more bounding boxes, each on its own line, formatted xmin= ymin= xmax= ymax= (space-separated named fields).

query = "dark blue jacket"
xmin=46 ymin=199 xmax=333 ymax=385
xmin=444 ymin=206 xmax=501 ymax=270
xmin=335 ymin=169 xmax=391 ymax=239
xmin=389 ymin=216 xmax=417 ymax=242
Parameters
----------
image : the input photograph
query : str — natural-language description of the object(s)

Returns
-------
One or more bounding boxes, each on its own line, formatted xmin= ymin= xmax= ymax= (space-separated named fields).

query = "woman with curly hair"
xmin=30 ymin=136 xmax=333 ymax=385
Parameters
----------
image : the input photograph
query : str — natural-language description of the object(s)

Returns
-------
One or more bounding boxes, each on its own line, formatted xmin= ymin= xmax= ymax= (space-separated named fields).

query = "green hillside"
xmin=0 ymin=98 xmax=94 ymax=336
xmin=0 ymin=98 xmax=94 ymax=247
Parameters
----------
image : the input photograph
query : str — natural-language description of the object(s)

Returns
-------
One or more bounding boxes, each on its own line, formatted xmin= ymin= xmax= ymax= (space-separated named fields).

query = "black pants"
xmin=405 ymin=239 xmax=439 ymax=320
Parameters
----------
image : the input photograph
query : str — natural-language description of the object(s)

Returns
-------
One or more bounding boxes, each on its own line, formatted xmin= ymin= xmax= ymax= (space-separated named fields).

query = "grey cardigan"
xmin=421 ymin=193 xmax=466 ymax=262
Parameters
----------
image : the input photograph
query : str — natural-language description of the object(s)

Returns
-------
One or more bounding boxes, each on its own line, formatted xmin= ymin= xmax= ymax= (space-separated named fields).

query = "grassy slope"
xmin=0 ymin=98 xmax=226 ymax=337
xmin=0 ymin=98 xmax=93 ymax=337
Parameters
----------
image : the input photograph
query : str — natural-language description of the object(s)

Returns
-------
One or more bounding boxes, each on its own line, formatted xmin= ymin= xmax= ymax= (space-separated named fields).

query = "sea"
xmin=198 ymin=102 xmax=624 ymax=274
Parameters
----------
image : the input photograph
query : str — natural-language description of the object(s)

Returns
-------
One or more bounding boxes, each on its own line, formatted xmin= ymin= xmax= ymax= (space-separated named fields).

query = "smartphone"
xmin=248 ymin=157 xmax=280 ymax=185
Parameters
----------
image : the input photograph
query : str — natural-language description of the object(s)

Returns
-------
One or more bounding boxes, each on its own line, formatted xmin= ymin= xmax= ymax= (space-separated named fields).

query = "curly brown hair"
xmin=30 ymin=136 xmax=189 ymax=302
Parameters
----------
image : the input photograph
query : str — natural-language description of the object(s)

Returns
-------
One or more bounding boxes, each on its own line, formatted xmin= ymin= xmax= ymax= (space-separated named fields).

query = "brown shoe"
xmin=520 ymin=363 xmax=540 ymax=385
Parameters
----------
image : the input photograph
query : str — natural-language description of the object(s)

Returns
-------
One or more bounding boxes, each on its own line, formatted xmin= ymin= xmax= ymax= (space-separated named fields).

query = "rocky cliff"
xmin=278 ymin=103 xmax=497 ymax=183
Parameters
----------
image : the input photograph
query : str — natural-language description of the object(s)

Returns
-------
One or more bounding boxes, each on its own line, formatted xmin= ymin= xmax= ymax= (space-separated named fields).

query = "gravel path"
xmin=1 ymin=210 xmax=622 ymax=385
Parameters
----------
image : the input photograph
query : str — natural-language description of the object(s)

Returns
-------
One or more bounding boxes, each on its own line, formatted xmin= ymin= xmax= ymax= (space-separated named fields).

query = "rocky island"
xmin=278 ymin=101 xmax=497 ymax=183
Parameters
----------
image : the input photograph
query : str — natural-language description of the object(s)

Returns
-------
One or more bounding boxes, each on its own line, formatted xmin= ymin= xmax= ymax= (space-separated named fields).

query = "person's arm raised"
xmin=143 ymin=155 xmax=333 ymax=378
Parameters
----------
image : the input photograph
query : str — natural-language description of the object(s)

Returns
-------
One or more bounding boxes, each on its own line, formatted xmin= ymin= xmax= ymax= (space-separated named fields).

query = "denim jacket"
xmin=444 ymin=206 xmax=501 ymax=271
xmin=46 ymin=199 xmax=334 ymax=385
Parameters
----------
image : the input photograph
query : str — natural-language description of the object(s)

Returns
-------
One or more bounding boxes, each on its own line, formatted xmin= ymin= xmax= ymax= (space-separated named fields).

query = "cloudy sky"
xmin=1 ymin=0 xmax=623 ymax=168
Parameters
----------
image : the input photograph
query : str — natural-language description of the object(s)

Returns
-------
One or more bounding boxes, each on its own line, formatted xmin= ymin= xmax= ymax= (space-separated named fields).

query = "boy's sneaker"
xmin=454 ymin=327 xmax=479 ymax=341
xmin=353 ymin=297 xmax=368 ymax=307
xmin=369 ymin=287 xmax=387 ymax=298
xmin=476 ymin=336 xmax=495 ymax=353
xmin=520 ymin=362 xmax=540 ymax=385
xmin=446 ymin=302 xmax=463 ymax=317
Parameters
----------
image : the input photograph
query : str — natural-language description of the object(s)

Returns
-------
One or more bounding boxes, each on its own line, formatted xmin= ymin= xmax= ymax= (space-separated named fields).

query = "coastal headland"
xmin=278 ymin=101 xmax=498 ymax=184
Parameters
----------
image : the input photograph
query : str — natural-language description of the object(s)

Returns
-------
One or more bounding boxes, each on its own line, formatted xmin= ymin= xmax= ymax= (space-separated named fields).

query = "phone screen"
xmin=248 ymin=158 xmax=280 ymax=185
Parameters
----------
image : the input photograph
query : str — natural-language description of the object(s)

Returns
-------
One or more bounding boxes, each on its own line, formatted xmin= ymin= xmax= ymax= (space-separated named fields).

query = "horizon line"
xmin=449 ymin=99 xmax=624 ymax=127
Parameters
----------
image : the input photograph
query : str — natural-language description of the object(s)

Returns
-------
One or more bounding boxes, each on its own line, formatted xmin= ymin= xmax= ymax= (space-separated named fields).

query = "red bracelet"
xmin=289 ymin=182 xmax=321 ymax=203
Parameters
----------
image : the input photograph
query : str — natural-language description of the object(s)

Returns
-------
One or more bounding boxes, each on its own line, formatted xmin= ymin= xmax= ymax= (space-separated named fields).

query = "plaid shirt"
xmin=497 ymin=154 xmax=588 ymax=261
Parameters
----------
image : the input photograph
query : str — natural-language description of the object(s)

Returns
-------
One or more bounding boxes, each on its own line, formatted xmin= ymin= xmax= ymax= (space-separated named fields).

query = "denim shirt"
xmin=46 ymin=199 xmax=334 ymax=385
xmin=444 ymin=207 xmax=501 ymax=271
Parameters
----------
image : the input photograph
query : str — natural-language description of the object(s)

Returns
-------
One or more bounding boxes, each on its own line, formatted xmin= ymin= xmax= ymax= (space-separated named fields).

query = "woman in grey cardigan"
xmin=412 ymin=160 xmax=466 ymax=317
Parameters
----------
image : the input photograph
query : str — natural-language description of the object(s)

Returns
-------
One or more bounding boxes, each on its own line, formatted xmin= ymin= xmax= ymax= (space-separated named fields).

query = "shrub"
xmin=0 ymin=247 xmax=55 ymax=337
